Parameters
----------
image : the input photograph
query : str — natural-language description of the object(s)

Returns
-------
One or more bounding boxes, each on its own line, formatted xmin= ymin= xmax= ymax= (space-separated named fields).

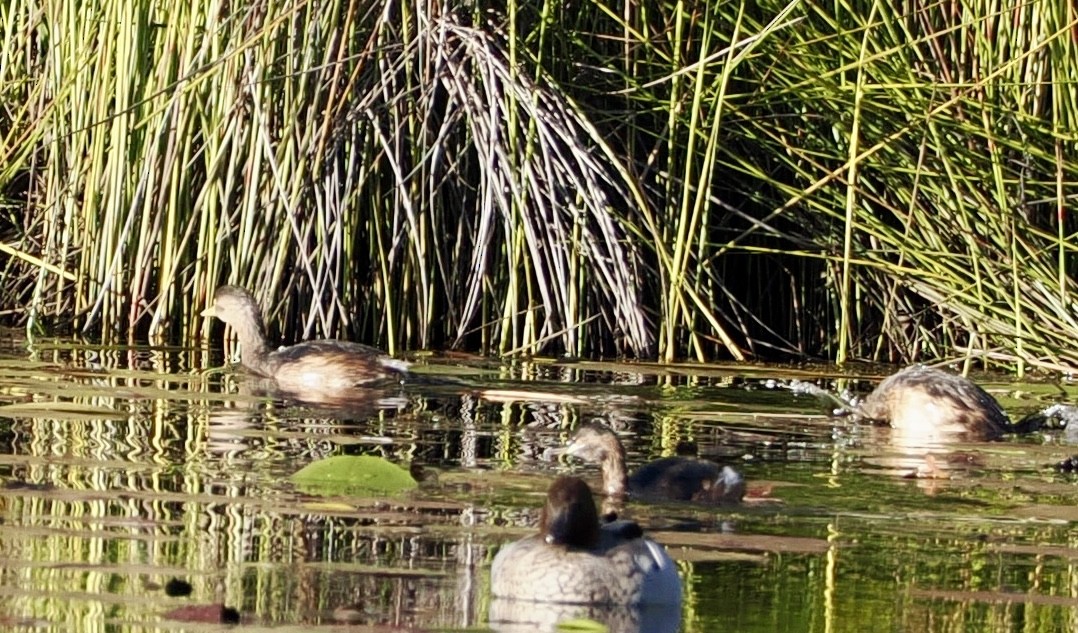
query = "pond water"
xmin=1 ymin=335 xmax=1077 ymax=632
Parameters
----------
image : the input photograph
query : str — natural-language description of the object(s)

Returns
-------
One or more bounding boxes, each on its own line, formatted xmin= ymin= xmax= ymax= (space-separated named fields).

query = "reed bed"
xmin=0 ymin=0 xmax=653 ymax=358
xmin=1 ymin=0 xmax=1076 ymax=371
xmin=696 ymin=0 xmax=1078 ymax=373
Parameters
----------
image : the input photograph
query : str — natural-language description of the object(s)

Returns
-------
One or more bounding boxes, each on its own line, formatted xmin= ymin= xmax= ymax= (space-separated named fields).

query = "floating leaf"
xmin=291 ymin=455 xmax=417 ymax=497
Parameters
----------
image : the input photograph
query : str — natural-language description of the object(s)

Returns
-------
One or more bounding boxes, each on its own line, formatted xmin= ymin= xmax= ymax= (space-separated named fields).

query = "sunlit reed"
xmin=1 ymin=0 xmax=1075 ymax=371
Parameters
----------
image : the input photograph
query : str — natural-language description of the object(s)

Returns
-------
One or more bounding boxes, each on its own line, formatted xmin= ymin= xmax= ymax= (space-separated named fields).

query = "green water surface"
xmin=0 ymin=338 xmax=1076 ymax=632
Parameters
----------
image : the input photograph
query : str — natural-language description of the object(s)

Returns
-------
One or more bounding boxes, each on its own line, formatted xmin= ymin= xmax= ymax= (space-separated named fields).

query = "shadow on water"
xmin=0 ymin=337 xmax=1077 ymax=631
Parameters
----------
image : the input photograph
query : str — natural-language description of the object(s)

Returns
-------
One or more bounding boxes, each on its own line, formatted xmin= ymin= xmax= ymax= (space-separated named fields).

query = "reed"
xmin=698 ymin=0 xmax=1078 ymax=374
xmin=582 ymin=0 xmax=1078 ymax=371
xmin=0 ymin=0 xmax=654 ymax=358
xmin=1 ymin=0 xmax=1076 ymax=371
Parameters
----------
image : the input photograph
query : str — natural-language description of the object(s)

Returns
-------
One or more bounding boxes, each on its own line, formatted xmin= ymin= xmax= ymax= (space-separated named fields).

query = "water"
xmin=1 ymin=337 xmax=1077 ymax=632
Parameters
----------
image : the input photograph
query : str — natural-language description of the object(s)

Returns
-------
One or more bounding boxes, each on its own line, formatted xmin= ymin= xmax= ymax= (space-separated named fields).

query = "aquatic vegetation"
xmin=1 ymin=1 xmax=1075 ymax=373
xmin=0 ymin=342 xmax=1077 ymax=631
xmin=291 ymin=455 xmax=419 ymax=496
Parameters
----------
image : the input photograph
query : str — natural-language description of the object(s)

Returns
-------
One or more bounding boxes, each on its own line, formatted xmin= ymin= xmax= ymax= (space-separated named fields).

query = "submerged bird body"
xmin=202 ymin=285 xmax=408 ymax=397
xmin=859 ymin=365 xmax=1008 ymax=442
xmin=490 ymin=476 xmax=681 ymax=606
xmin=631 ymin=456 xmax=742 ymax=502
xmin=564 ymin=422 xmax=746 ymax=504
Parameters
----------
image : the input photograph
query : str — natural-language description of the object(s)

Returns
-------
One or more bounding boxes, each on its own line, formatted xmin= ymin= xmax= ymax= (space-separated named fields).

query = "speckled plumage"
xmin=201 ymin=285 xmax=408 ymax=398
xmin=489 ymin=477 xmax=681 ymax=606
xmin=564 ymin=422 xmax=746 ymax=504
xmin=859 ymin=365 xmax=1008 ymax=441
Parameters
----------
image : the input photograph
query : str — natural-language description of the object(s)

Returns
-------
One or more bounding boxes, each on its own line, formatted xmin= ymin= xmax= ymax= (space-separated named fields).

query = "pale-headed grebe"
xmin=563 ymin=421 xmax=746 ymax=504
xmin=202 ymin=285 xmax=408 ymax=397
xmin=859 ymin=365 xmax=1008 ymax=441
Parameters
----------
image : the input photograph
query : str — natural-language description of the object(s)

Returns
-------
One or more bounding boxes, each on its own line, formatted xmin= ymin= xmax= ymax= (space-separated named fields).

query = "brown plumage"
xmin=201 ymin=285 xmax=408 ymax=398
xmin=563 ymin=422 xmax=746 ymax=505
xmin=858 ymin=365 xmax=1009 ymax=441
xmin=489 ymin=476 xmax=681 ymax=606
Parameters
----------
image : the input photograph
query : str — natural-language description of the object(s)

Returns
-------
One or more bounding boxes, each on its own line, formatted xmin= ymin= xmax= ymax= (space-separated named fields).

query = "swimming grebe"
xmin=858 ymin=365 xmax=1008 ymax=441
xmin=563 ymin=421 xmax=746 ymax=504
xmin=201 ymin=285 xmax=409 ymax=397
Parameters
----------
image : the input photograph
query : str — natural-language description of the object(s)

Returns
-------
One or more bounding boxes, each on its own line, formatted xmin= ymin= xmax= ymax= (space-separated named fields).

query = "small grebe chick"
xmin=858 ymin=365 xmax=1008 ymax=441
xmin=489 ymin=476 xmax=681 ymax=606
xmin=202 ymin=285 xmax=409 ymax=398
xmin=564 ymin=422 xmax=745 ymax=504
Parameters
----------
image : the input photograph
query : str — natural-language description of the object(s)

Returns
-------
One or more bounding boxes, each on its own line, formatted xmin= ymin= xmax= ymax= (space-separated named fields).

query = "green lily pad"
xmin=290 ymin=455 xmax=418 ymax=497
